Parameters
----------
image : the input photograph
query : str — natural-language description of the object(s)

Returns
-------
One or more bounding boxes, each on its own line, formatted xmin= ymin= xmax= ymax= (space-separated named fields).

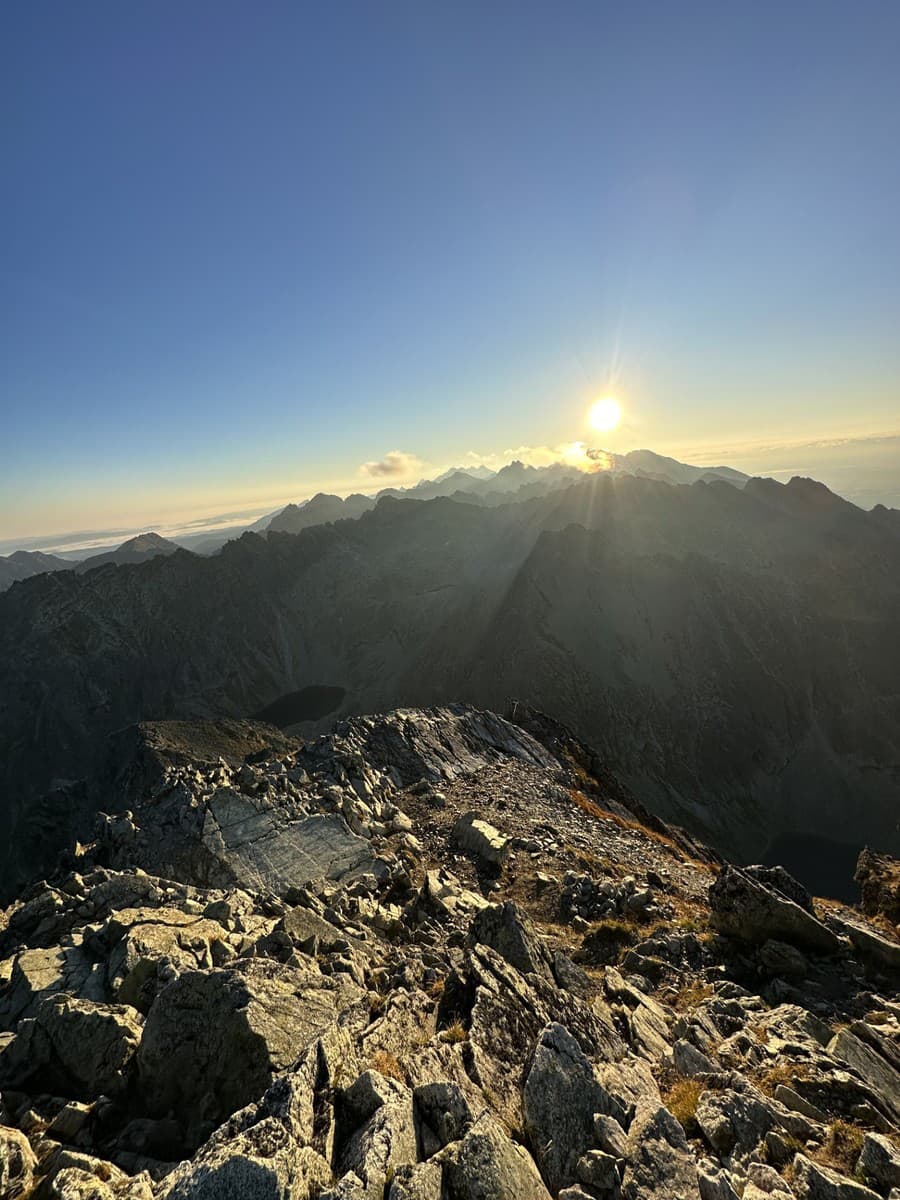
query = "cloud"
xmin=360 ymin=450 xmax=425 ymax=478
xmin=465 ymin=441 xmax=612 ymax=472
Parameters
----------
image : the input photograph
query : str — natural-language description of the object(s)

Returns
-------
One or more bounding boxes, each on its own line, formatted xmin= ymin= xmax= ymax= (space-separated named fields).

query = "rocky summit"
xmin=2 ymin=703 xmax=900 ymax=1200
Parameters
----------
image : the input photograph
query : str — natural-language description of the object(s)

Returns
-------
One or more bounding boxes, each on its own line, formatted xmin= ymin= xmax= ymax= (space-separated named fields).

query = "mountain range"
xmin=2 ymin=450 xmax=743 ymax=583
xmin=262 ymin=451 xmax=750 ymax=537
xmin=1 ymin=463 xmax=898 ymax=901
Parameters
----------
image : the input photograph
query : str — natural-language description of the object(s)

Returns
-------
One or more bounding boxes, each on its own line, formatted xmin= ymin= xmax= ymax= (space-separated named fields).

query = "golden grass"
xmin=567 ymin=788 xmax=715 ymax=870
xmin=661 ymin=1078 xmax=704 ymax=1136
xmin=816 ymin=1120 xmax=865 ymax=1174
xmin=671 ymin=979 xmax=714 ymax=1012
xmin=757 ymin=1060 xmax=811 ymax=1094
xmin=369 ymin=1049 xmax=406 ymax=1082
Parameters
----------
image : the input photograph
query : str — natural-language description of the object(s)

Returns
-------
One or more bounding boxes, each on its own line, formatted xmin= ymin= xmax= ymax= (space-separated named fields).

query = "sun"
xmin=588 ymin=397 xmax=622 ymax=433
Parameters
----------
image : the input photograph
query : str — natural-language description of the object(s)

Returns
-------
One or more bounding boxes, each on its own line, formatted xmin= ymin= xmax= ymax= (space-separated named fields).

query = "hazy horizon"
xmin=2 ymin=428 xmax=898 ymax=557
xmin=4 ymin=2 xmax=899 ymax=547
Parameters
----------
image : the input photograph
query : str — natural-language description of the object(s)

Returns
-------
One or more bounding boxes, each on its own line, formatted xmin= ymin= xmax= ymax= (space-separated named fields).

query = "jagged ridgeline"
xmin=1 ymin=470 xmax=899 ymax=899
xmin=2 ymin=705 xmax=900 ymax=1199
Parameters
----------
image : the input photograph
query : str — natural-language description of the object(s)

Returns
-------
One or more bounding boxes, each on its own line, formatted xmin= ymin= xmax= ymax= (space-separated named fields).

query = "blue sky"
xmin=3 ymin=1 xmax=899 ymax=539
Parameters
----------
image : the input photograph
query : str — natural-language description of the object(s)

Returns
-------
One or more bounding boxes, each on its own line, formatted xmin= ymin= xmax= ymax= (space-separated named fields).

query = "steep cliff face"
xmin=1 ymin=473 xmax=898 ymax=895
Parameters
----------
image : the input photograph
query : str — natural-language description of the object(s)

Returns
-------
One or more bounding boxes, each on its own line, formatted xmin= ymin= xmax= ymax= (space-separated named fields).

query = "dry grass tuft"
xmin=671 ymin=979 xmax=714 ymax=1012
xmin=369 ymin=1050 xmax=406 ymax=1083
xmin=440 ymin=1020 xmax=468 ymax=1044
xmin=817 ymin=1120 xmax=865 ymax=1174
xmin=758 ymin=1060 xmax=810 ymax=1094
xmin=661 ymin=1078 xmax=704 ymax=1136
xmin=573 ymin=918 xmax=639 ymax=965
xmin=570 ymin=789 xmax=610 ymax=820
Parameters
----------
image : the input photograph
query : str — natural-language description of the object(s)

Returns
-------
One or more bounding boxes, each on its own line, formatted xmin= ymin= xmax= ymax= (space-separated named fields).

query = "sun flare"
xmin=588 ymin=397 xmax=622 ymax=433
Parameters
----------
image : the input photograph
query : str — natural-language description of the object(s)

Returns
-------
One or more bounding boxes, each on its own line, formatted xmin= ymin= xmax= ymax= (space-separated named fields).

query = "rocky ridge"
xmin=1 ymin=704 xmax=900 ymax=1200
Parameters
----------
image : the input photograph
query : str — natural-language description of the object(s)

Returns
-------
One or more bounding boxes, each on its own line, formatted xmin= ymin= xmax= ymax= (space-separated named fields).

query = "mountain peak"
xmin=118 ymin=531 xmax=175 ymax=552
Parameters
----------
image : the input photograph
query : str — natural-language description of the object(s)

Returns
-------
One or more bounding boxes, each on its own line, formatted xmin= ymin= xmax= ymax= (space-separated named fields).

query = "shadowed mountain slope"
xmin=1 ymin=472 xmax=898 ymax=896
xmin=0 ymin=549 xmax=71 ymax=592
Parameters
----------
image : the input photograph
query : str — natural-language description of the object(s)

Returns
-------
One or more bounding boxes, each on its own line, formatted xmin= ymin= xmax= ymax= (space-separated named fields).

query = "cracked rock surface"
xmin=1 ymin=703 xmax=899 ymax=1200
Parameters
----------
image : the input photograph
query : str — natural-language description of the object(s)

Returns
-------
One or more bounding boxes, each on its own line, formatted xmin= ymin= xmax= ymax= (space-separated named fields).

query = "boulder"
xmin=709 ymin=867 xmax=840 ymax=953
xmin=522 ymin=1022 xmax=625 ymax=1194
xmin=844 ymin=921 xmax=900 ymax=975
xmin=338 ymin=1087 xmax=417 ymax=1200
xmin=744 ymin=865 xmax=815 ymax=912
xmin=439 ymin=1114 xmax=551 ymax=1200
xmin=0 ymin=993 xmax=142 ymax=1097
xmin=414 ymin=1081 xmax=474 ymax=1154
xmin=857 ymin=1132 xmax=900 ymax=1192
xmin=138 ymin=959 xmax=363 ymax=1142
xmin=605 ymin=966 xmax=672 ymax=1061
xmin=792 ymin=1153 xmax=881 ymax=1199
xmin=0 ymin=1125 xmax=37 ymax=1199
xmin=828 ymin=1028 xmax=900 ymax=1124
xmin=575 ymin=1149 xmax=619 ymax=1191
xmin=593 ymin=1112 xmax=628 ymax=1157
xmin=0 ymin=941 xmax=101 ymax=1025
xmin=387 ymin=1162 xmax=443 ymax=1200
xmin=467 ymin=902 xmax=553 ymax=980
xmin=452 ymin=813 xmax=510 ymax=871
xmin=673 ymin=1038 xmax=717 ymax=1077
xmin=416 ymin=869 xmax=488 ymax=920
xmin=697 ymin=1161 xmax=742 ymax=1199
xmin=695 ymin=1080 xmax=777 ymax=1159
xmin=620 ymin=1099 xmax=701 ymax=1199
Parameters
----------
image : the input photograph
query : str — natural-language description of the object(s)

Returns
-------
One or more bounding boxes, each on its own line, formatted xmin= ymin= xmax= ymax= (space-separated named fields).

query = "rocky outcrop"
xmin=0 ymin=705 xmax=899 ymax=1200
xmin=0 ymin=993 xmax=142 ymax=1097
xmin=709 ymin=866 xmax=841 ymax=953
xmin=137 ymin=959 xmax=364 ymax=1144
xmin=522 ymin=1022 xmax=622 ymax=1193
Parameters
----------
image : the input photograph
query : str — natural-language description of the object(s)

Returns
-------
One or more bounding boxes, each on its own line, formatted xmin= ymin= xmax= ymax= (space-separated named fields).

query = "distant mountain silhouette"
xmin=262 ymin=451 xmax=748 ymax=535
xmin=0 ymin=549 xmax=70 ymax=592
xmin=267 ymin=493 xmax=374 ymax=534
xmin=75 ymin=531 xmax=182 ymax=573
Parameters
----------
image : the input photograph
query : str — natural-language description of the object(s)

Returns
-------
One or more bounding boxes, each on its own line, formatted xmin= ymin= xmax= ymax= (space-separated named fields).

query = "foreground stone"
xmin=0 ymin=993 xmax=142 ymax=1097
xmin=137 ymin=959 xmax=363 ymax=1144
xmin=791 ymin=1153 xmax=881 ymax=1199
xmin=709 ymin=867 xmax=841 ymax=953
